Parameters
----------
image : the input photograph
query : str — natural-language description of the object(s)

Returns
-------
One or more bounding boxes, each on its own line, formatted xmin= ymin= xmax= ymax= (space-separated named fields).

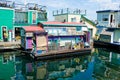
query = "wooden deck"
xmin=28 ymin=48 xmax=92 ymax=60
xmin=0 ymin=41 xmax=21 ymax=50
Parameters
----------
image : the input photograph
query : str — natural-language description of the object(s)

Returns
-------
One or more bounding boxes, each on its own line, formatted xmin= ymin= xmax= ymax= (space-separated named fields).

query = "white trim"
xmin=0 ymin=7 xmax=14 ymax=10
xmin=28 ymin=10 xmax=37 ymax=11
xmin=13 ymin=10 xmax=15 ymax=25
xmin=32 ymin=11 xmax=37 ymax=24
xmin=111 ymin=32 xmax=114 ymax=43
xmin=109 ymin=13 xmax=114 ymax=27
xmin=28 ymin=11 xmax=30 ymax=24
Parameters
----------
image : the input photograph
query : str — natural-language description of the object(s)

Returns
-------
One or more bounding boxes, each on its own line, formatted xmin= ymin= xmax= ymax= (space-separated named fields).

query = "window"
xmin=15 ymin=27 xmax=21 ymax=40
xmin=15 ymin=12 xmax=28 ymax=24
xmin=38 ymin=12 xmax=47 ymax=20
xmin=102 ymin=14 xmax=109 ymax=21
xmin=62 ymin=28 xmax=66 ymax=31
xmin=71 ymin=17 xmax=76 ymax=22
xmin=76 ymin=27 xmax=81 ymax=31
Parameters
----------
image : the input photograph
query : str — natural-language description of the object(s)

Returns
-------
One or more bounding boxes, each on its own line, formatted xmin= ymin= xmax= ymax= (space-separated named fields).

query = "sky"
xmin=12 ymin=0 xmax=120 ymax=21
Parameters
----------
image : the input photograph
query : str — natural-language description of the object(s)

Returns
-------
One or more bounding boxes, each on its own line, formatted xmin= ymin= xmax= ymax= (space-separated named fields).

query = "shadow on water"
xmin=94 ymin=46 xmax=120 ymax=54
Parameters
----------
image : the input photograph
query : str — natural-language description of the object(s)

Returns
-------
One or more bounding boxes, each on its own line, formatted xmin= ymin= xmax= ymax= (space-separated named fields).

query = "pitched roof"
xmin=42 ymin=21 xmax=86 ymax=26
xmin=23 ymin=26 xmax=44 ymax=32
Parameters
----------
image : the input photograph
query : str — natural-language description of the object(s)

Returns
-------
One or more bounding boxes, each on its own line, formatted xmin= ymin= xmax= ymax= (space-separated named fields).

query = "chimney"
xmin=37 ymin=22 xmax=44 ymax=28
xmin=62 ymin=19 xmax=66 ymax=23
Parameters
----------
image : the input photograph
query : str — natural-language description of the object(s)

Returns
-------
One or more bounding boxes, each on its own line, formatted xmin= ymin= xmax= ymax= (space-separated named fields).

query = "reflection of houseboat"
xmin=22 ymin=55 xmax=92 ymax=80
xmin=0 ymin=52 xmax=16 ymax=80
xmin=93 ymin=48 xmax=120 ymax=80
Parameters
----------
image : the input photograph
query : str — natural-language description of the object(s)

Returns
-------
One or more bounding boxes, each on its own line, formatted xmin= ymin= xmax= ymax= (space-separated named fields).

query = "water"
xmin=0 ymin=48 xmax=120 ymax=80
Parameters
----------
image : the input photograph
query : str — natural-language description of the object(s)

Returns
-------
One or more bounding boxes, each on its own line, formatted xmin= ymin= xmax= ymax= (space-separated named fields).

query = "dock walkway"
xmin=0 ymin=41 xmax=21 ymax=50
xmin=28 ymin=48 xmax=92 ymax=60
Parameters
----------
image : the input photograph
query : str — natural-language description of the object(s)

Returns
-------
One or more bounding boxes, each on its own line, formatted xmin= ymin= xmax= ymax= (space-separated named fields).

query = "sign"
xmin=99 ymin=34 xmax=111 ymax=42
xmin=26 ymin=32 xmax=33 ymax=37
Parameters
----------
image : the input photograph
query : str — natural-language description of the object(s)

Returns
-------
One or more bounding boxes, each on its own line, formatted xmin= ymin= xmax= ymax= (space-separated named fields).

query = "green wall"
xmin=0 ymin=8 xmax=14 ymax=40
xmin=0 ymin=55 xmax=15 ymax=80
xmin=0 ymin=8 xmax=47 ymax=40
xmin=28 ymin=11 xmax=33 ymax=24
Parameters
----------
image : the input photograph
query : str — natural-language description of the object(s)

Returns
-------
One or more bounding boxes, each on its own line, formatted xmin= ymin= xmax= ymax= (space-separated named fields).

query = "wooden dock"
xmin=26 ymin=48 xmax=92 ymax=60
xmin=0 ymin=41 xmax=21 ymax=51
xmin=0 ymin=41 xmax=92 ymax=60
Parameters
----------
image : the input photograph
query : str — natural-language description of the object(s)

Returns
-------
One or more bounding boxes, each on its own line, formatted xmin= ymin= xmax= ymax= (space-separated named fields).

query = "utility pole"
xmin=118 ymin=4 xmax=120 ymax=27
xmin=117 ymin=4 xmax=120 ymax=28
xmin=24 ymin=0 xmax=27 ymax=5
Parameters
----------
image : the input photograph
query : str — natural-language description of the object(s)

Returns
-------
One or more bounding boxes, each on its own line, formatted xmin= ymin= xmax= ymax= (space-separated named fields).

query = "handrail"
xmin=81 ymin=15 xmax=96 ymax=27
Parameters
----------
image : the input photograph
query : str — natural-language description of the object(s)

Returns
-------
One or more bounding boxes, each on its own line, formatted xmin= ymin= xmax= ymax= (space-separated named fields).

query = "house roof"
xmin=96 ymin=10 xmax=120 ymax=13
xmin=23 ymin=26 xmax=44 ymax=32
xmin=42 ymin=21 xmax=86 ymax=27
xmin=101 ymin=31 xmax=113 ymax=36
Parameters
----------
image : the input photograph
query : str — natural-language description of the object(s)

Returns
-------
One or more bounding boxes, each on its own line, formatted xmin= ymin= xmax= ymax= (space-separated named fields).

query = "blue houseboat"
xmin=43 ymin=21 xmax=91 ymax=50
xmin=94 ymin=10 xmax=120 ymax=51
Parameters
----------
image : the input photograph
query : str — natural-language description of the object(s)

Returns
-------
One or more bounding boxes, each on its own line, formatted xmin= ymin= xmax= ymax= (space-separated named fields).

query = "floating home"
xmin=0 ymin=1 xmax=47 ymax=42
xmin=21 ymin=22 xmax=91 ymax=59
xmin=94 ymin=27 xmax=120 ymax=50
xmin=21 ymin=26 xmax=48 ymax=55
xmin=53 ymin=8 xmax=97 ymax=39
xmin=94 ymin=10 xmax=120 ymax=50
xmin=96 ymin=10 xmax=120 ymax=28
xmin=43 ymin=21 xmax=90 ymax=50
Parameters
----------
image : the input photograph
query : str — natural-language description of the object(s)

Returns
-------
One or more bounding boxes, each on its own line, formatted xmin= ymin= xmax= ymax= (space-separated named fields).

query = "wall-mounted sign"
xmin=26 ymin=32 xmax=33 ymax=37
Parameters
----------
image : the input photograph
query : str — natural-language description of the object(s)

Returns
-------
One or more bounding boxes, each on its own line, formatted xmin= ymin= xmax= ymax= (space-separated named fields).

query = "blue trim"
xmin=48 ymin=35 xmax=84 ymax=40
xmin=43 ymin=24 xmax=85 ymax=27
xmin=96 ymin=10 xmax=120 ymax=13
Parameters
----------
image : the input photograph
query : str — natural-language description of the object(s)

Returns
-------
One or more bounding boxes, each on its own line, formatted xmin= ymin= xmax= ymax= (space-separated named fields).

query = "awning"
xmin=81 ymin=27 xmax=88 ymax=31
xmin=100 ymin=31 xmax=113 ymax=36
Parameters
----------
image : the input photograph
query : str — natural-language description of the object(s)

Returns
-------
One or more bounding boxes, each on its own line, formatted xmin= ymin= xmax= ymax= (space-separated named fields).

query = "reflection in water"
xmin=93 ymin=48 xmax=120 ymax=80
xmin=0 ymin=48 xmax=120 ymax=80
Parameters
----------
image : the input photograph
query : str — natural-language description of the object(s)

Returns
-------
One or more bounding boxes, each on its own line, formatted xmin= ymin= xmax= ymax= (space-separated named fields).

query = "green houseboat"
xmin=0 ymin=0 xmax=47 ymax=42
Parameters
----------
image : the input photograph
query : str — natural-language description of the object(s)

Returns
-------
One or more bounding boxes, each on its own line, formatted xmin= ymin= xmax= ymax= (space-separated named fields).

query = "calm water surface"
xmin=0 ymin=48 xmax=120 ymax=80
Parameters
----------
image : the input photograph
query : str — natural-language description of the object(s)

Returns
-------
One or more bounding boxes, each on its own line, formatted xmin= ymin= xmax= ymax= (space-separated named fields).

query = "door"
xmin=15 ymin=27 xmax=21 ymax=41
xmin=2 ymin=27 xmax=8 ymax=41
xmin=110 ymin=14 xmax=113 ymax=23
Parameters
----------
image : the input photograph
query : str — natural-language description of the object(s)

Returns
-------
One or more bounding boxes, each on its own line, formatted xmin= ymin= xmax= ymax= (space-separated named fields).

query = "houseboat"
xmin=0 ymin=0 xmax=47 ymax=42
xmin=53 ymin=8 xmax=97 ymax=40
xmin=43 ymin=21 xmax=91 ymax=49
xmin=96 ymin=10 xmax=120 ymax=28
xmin=21 ymin=22 xmax=91 ymax=60
xmin=94 ymin=9 xmax=120 ymax=51
xmin=21 ymin=26 xmax=48 ymax=55
xmin=94 ymin=28 xmax=120 ymax=51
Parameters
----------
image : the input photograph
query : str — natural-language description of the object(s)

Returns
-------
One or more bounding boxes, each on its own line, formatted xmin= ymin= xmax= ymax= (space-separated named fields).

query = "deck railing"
xmin=53 ymin=8 xmax=86 ymax=16
xmin=0 ymin=0 xmax=13 ymax=8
